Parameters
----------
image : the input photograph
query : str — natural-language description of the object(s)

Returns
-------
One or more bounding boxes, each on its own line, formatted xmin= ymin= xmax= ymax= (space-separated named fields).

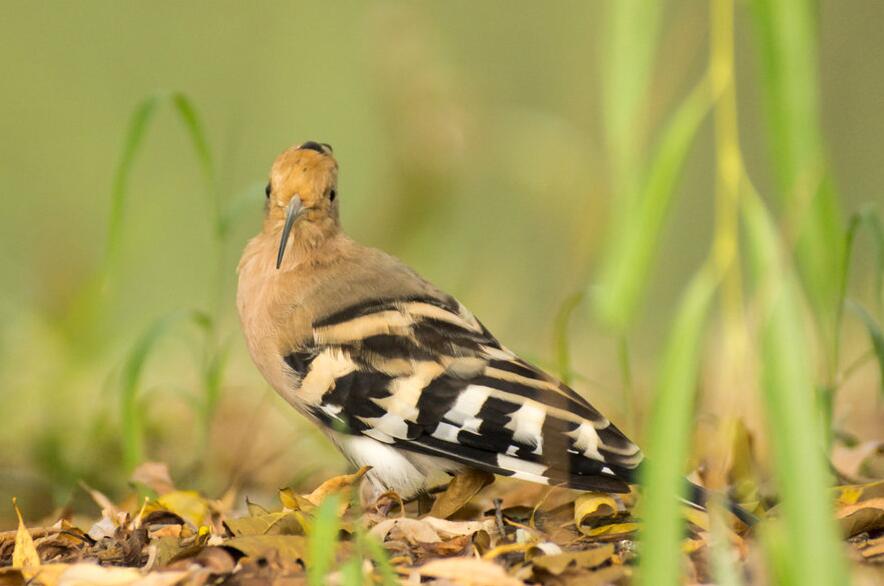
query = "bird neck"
xmin=265 ymin=214 xmax=340 ymax=270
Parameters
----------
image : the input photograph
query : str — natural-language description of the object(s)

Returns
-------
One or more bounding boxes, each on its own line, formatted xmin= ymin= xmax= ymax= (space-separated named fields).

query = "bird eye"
xmin=329 ymin=188 xmax=337 ymax=201
xmin=265 ymin=183 xmax=271 ymax=198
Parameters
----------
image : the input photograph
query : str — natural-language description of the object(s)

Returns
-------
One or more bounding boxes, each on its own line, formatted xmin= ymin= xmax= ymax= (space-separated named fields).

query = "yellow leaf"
xmin=838 ymin=485 xmax=864 ymax=506
xmin=151 ymin=491 xmax=209 ymax=527
xmin=581 ymin=522 xmax=639 ymax=538
xmin=836 ymin=479 xmax=884 ymax=506
xmin=278 ymin=487 xmax=316 ymax=512
xmin=430 ymin=469 xmax=494 ymax=519
xmin=304 ymin=466 xmax=371 ymax=507
xmin=574 ymin=492 xmax=618 ymax=531
xmin=682 ymin=537 xmax=706 ymax=554
xmin=12 ymin=498 xmax=40 ymax=577
xmin=278 ymin=487 xmax=298 ymax=510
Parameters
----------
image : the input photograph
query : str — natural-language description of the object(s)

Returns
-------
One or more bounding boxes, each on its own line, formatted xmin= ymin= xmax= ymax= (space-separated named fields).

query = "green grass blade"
xmin=339 ymin=556 xmax=363 ymax=586
xmin=201 ymin=341 xmax=229 ymax=429
xmin=220 ymin=180 xmax=265 ymax=238
xmin=595 ymin=77 xmax=713 ymax=330
xmin=637 ymin=264 xmax=718 ymax=586
xmin=602 ymin=0 xmax=662 ymax=196
xmin=747 ymin=0 xmax=824 ymax=193
xmin=832 ymin=207 xmax=884 ymax=409
xmin=759 ymin=279 xmax=848 ymax=585
xmin=840 ymin=208 xmax=884 ymax=319
xmin=742 ymin=193 xmax=848 ymax=586
xmin=552 ymin=290 xmax=585 ymax=385
xmin=170 ymin=93 xmax=214 ymax=186
xmin=307 ymin=495 xmax=342 ymax=586
xmin=359 ymin=530 xmax=398 ymax=586
xmin=119 ymin=309 xmax=210 ymax=471
xmin=104 ymin=92 xmax=219 ymax=286
xmin=103 ymin=95 xmax=162 ymax=280
xmin=748 ymin=0 xmax=843 ymax=375
xmin=846 ymin=301 xmax=884 ymax=398
xmin=170 ymin=92 xmax=220 ymax=238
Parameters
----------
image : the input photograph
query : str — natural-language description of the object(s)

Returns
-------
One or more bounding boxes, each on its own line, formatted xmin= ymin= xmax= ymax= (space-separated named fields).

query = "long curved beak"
xmin=276 ymin=195 xmax=303 ymax=269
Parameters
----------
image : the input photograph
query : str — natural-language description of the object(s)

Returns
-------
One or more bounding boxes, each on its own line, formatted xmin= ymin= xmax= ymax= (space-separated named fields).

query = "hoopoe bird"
xmin=237 ymin=141 xmax=754 ymax=524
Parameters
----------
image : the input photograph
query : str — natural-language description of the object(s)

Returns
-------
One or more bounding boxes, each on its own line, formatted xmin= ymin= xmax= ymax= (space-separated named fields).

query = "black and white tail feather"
xmin=284 ymin=293 xmax=755 ymax=525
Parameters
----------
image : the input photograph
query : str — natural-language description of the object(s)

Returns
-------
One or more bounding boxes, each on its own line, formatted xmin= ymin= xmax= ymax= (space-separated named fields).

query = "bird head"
xmin=266 ymin=141 xmax=339 ymax=269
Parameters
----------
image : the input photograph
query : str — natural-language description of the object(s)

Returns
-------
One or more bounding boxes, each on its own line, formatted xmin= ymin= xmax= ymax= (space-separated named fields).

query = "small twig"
xmin=0 ymin=527 xmax=60 ymax=543
xmin=493 ymin=498 xmax=506 ymax=541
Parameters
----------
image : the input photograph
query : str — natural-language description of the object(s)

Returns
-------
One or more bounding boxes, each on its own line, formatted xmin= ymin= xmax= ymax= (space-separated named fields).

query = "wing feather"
xmin=285 ymin=295 xmax=642 ymax=492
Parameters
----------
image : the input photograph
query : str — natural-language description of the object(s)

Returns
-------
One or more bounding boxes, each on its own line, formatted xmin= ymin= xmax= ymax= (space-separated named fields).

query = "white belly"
xmin=329 ymin=432 xmax=463 ymax=499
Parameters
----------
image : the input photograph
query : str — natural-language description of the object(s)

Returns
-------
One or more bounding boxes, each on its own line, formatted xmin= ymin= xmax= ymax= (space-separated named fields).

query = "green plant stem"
xmin=552 ymin=291 xmax=585 ymax=386
xmin=617 ymin=335 xmax=636 ymax=433
xmin=637 ymin=262 xmax=719 ymax=586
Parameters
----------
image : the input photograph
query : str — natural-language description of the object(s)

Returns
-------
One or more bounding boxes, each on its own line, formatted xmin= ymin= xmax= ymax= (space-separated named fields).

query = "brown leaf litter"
xmin=0 ymin=460 xmax=882 ymax=585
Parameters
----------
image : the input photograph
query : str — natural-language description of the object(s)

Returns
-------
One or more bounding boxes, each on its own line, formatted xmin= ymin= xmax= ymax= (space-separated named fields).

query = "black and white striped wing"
xmin=284 ymin=295 xmax=643 ymax=493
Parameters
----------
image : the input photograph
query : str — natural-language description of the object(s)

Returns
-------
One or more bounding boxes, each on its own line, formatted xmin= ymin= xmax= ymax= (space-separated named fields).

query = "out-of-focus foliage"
xmin=1 ymin=1 xmax=883 ymax=583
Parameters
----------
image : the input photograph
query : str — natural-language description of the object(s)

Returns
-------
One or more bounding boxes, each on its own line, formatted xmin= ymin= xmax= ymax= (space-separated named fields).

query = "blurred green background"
xmin=1 ymin=0 xmax=881 ymax=537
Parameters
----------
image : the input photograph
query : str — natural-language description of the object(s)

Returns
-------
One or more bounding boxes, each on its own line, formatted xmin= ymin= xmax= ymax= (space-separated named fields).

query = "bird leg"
xmin=371 ymin=490 xmax=406 ymax=518
xmin=417 ymin=492 xmax=434 ymax=516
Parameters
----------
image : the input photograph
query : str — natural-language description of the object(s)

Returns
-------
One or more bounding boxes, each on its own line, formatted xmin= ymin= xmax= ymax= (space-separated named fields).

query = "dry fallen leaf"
xmin=4 ymin=456 xmax=879 ymax=584
xmin=838 ymin=497 xmax=884 ymax=537
xmin=418 ymin=534 xmax=473 ymax=559
xmin=167 ymin=545 xmax=236 ymax=574
xmin=44 ymin=564 xmax=187 ymax=586
xmin=223 ymin=511 xmax=303 ymax=537
xmin=303 ymin=466 xmax=370 ymax=507
xmin=429 ymin=469 xmax=494 ymax=519
xmin=11 ymin=499 xmax=39 ymax=578
xmin=859 ymin=536 xmax=884 ymax=561
xmin=531 ymin=543 xmax=615 ymax=576
xmin=150 ymin=491 xmax=209 ymax=528
xmin=421 ymin=516 xmax=496 ymax=539
xmin=833 ymin=441 xmax=883 ymax=480
xmin=28 ymin=563 xmax=70 ymax=585
xmin=222 ymin=535 xmax=307 ymax=561
xmin=53 ymin=564 xmax=142 ymax=585
xmin=574 ymin=493 xmax=618 ymax=532
xmin=558 ymin=564 xmax=630 ymax=586
xmin=79 ymin=483 xmax=120 ymax=519
xmin=371 ymin=518 xmax=440 ymax=544
xmin=416 ymin=557 xmax=525 ymax=586
xmin=130 ymin=463 xmax=175 ymax=496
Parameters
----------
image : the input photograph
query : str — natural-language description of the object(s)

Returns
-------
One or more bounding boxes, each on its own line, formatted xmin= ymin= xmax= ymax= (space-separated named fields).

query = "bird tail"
xmin=564 ymin=464 xmax=759 ymax=527
xmin=683 ymin=479 xmax=758 ymax=527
